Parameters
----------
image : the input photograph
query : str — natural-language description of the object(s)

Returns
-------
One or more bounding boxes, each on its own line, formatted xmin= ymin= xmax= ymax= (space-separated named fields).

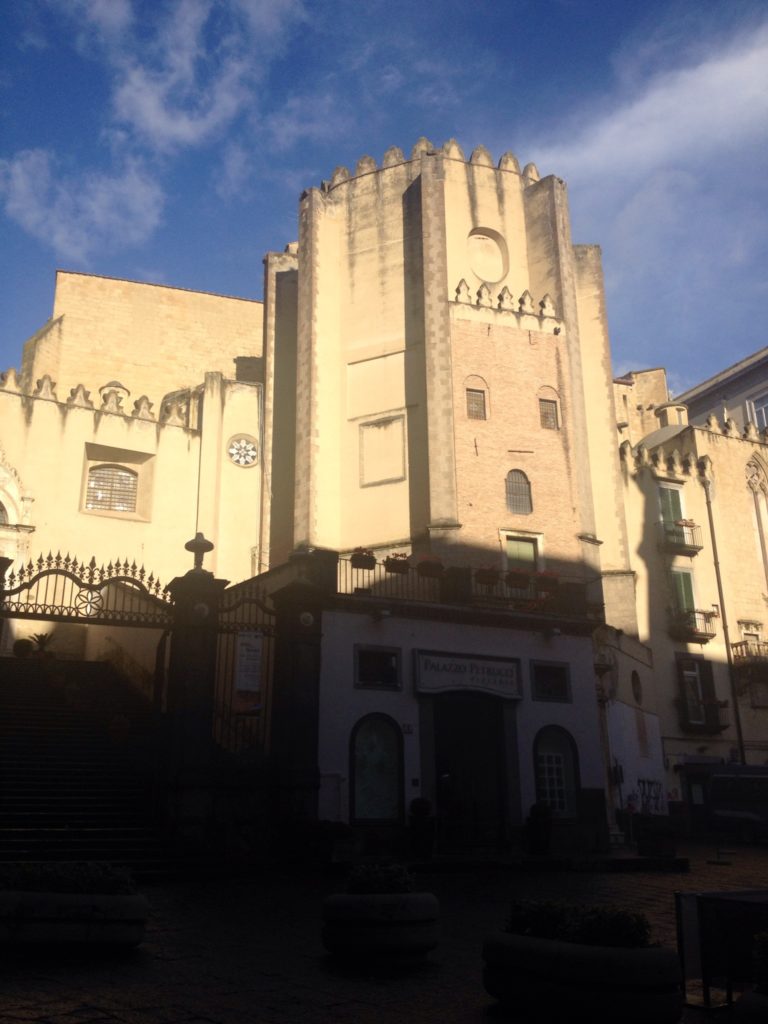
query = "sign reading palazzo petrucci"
xmin=414 ymin=650 xmax=522 ymax=699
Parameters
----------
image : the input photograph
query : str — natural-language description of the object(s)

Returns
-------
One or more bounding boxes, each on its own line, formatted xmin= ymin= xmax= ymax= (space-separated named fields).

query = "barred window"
xmin=505 ymin=470 xmax=532 ymax=514
xmin=534 ymin=725 xmax=579 ymax=816
xmin=539 ymin=399 xmax=558 ymax=430
xmin=86 ymin=465 xmax=138 ymax=513
xmin=466 ymin=388 xmax=487 ymax=420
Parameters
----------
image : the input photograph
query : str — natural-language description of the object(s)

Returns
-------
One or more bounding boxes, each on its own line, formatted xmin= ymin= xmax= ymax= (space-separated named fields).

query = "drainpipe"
xmin=700 ymin=471 xmax=746 ymax=763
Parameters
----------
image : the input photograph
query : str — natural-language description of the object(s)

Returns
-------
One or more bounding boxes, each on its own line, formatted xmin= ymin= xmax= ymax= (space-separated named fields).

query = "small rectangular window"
xmin=531 ymin=662 xmax=571 ymax=702
xmin=466 ymin=388 xmax=487 ymax=420
xmin=539 ymin=399 xmax=558 ymax=430
xmin=354 ymin=646 xmax=401 ymax=690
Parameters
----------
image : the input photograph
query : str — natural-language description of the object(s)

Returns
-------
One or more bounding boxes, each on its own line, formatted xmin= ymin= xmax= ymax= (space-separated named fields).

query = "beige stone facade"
xmin=0 ymin=275 xmax=265 ymax=611
xmin=5 ymin=137 xmax=766 ymax=831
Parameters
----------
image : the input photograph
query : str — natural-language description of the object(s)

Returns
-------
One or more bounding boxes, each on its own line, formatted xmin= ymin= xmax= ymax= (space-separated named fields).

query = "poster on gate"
xmin=234 ymin=631 xmax=262 ymax=714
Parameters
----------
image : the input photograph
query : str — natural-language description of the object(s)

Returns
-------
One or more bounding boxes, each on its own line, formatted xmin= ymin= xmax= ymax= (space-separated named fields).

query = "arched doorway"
xmin=434 ymin=692 xmax=506 ymax=846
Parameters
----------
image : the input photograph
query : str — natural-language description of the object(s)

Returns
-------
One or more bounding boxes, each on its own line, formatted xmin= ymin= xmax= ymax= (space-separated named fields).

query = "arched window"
xmin=85 ymin=465 xmax=138 ymax=513
xmin=505 ymin=470 xmax=532 ymax=514
xmin=350 ymin=714 xmax=403 ymax=824
xmin=534 ymin=725 xmax=580 ymax=816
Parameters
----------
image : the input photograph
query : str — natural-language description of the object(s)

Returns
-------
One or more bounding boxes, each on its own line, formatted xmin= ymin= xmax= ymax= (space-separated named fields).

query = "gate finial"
xmin=185 ymin=532 xmax=214 ymax=571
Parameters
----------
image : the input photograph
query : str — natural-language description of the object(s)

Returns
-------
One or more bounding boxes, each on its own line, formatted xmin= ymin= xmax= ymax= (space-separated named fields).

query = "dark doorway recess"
xmin=434 ymin=692 xmax=506 ymax=847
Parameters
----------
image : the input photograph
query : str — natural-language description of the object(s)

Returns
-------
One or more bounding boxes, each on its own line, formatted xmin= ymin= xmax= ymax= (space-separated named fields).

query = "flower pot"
xmin=384 ymin=557 xmax=410 ymax=575
xmin=350 ymin=552 xmax=376 ymax=570
xmin=323 ymin=892 xmax=440 ymax=964
xmin=482 ymin=933 xmax=682 ymax=1024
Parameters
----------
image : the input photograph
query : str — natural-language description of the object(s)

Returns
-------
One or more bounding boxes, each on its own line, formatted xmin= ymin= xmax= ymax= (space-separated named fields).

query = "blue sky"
xmin=1 ymin=0 xmax=767 ymax=395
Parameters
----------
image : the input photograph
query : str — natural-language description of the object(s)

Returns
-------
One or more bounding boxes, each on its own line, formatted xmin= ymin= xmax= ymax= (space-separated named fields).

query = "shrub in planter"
xmin=322 ymin=862 xmax=439 ymax=965
xmin=0 ymin=861 xmax=149 ymax=946
xmin=482 ymin=899 xmax=682 ymax=1024
xmin=384 ymin=554 xmax=410 ymax=574
xmin=350 ymin=548 xmax=376 ymax=570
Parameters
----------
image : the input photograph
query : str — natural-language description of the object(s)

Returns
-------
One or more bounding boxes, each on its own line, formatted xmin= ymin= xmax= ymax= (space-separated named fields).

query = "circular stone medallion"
xmin=227 ymin=435 xmax=259 ymax=467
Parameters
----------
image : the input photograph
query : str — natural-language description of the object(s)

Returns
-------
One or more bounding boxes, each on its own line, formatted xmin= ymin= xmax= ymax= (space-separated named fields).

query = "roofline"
xmin=675 ymin=346 xmax=768 ymax=403
xmin=55 ymin=269 xmax=263 ymax=306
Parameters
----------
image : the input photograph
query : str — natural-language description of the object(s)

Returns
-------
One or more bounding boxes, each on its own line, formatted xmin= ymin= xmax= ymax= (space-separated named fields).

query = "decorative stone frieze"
xmin=411 ymin=137 xmax=434 ymax=159
xmin=382 ymin=145 xmax=405 ymax=167
xmin=497 ymin=286 xmax=515 ymax=311
xmin=67 ymin=384 xmax=94 ymax=409
xmin=132 ymin=396 xmax=155 ymax=421
xmin=355 ymin=155 xmax=377 ymax=176
xmin=33 ymin=375 xmax=57 ymax=400
xmin=455 ymin=279 xmax=472 ymax=304
xmin=470 ymin=144 xmax=493 ymax=167
xmin=476 ymin=283 xmax=493 ymax=308
xmin=0 ymin=369 xmax=20 ymax=393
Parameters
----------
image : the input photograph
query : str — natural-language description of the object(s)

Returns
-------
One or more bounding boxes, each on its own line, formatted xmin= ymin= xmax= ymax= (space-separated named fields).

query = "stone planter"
xmin=482 ymin=932 xmax=682 ymax=1024
xmin=0 ymin=891 xmax=150 ymax=945
xmin=322 ymin=891 xmax=440 ymax=964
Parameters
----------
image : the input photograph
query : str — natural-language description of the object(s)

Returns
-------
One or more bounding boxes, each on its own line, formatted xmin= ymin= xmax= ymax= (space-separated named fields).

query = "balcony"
xmin=674 ymin=697 xmax=730 ymax=734
xmin=732 ymin=639 xmax=768 ymax=664
xmin=668 ymin=609 xmax=717 ymax=643
xmin=657 ymin=520 xmax=704 ymax=556
xmin=337 ymin=558 xmax=601 ymax=622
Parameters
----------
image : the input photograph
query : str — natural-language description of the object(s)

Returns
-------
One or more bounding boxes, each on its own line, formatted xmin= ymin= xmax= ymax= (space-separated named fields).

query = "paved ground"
xmin=4 ymin=841 xmax=768 ymax=1024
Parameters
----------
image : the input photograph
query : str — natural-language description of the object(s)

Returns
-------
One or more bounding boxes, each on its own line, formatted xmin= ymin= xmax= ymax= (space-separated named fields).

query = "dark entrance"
xmin=434 ymin=692 xmax=506 ymax=846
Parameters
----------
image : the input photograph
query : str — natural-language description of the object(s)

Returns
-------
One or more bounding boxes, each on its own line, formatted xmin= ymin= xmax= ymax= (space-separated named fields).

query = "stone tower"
xmin=262 ymin=139 xmax=634 ymax=627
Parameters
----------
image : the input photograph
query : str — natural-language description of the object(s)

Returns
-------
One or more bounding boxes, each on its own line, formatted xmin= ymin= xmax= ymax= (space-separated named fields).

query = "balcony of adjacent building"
xmin=674 ymin=694 xmax=730 ymax=734
xmin=732 ymin=639 xmax=768 ymax=708
xmin=657 ymin=519 xmax=704 ymax=556
xmin=668 ymin=608 xmax=717 ymax=644
xmin=337 ymin=554 xmax=603 ymax=624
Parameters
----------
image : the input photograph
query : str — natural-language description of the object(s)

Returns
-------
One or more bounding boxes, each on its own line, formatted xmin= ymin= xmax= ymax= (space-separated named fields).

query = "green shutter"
xmin=672 ymin=570 xmax=695 ymax=612
xmin=659 ymin=486 xmax=682 ymax=523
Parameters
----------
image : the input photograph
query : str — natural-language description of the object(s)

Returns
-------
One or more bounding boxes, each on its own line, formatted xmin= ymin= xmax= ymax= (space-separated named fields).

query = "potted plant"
xmin=482 ymin=899 xmax=682 ymax=1024
xmin=350 ymin=547 xmax=376 ymax=570
xmin=416 ymin=557 xmax=444 ymax=579
xmin=384 ymin=553 xmax=410 ymax=574
xmin=322 ymin=862 xmax=439 ymax=965
xmin=0 ymin=861 xmax=149 ymax=946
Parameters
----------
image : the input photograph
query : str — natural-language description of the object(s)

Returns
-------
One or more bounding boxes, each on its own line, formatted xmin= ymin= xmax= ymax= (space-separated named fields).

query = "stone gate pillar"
xmin=164 ymin=534 xmax=228 ymax=845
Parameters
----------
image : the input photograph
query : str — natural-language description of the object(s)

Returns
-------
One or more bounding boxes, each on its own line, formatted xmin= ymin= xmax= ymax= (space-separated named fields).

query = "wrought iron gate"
xmin=215 ymin=575 xmax=276 ymax=754
xmin=0 ymin=552 xmax=173 ymax=627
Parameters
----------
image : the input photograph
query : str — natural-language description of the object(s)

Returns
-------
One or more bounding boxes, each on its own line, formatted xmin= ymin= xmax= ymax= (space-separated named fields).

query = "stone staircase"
xmin=0 ymin=657 xmax=171 ymax=876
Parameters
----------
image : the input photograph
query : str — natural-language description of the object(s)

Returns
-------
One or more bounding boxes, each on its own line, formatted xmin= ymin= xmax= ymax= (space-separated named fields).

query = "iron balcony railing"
xmin=657 ymin=520 xmax=704 ymax=555
xmin=668 ymin=609 xmax=717 ymax=643
xmin=337 ymin=557 xmax=603 ymax=621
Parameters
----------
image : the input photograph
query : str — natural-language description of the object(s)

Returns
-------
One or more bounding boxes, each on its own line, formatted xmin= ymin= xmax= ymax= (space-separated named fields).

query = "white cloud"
xmin=0 ymin=149 xmax=164 ymax=262
xmin=215 ymin=142 xmax=253 ymax=200
xmin=264 ymin=93 xmax=354 ymax=151
xmin=535 ymin=25 xmax=768 ymax=183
